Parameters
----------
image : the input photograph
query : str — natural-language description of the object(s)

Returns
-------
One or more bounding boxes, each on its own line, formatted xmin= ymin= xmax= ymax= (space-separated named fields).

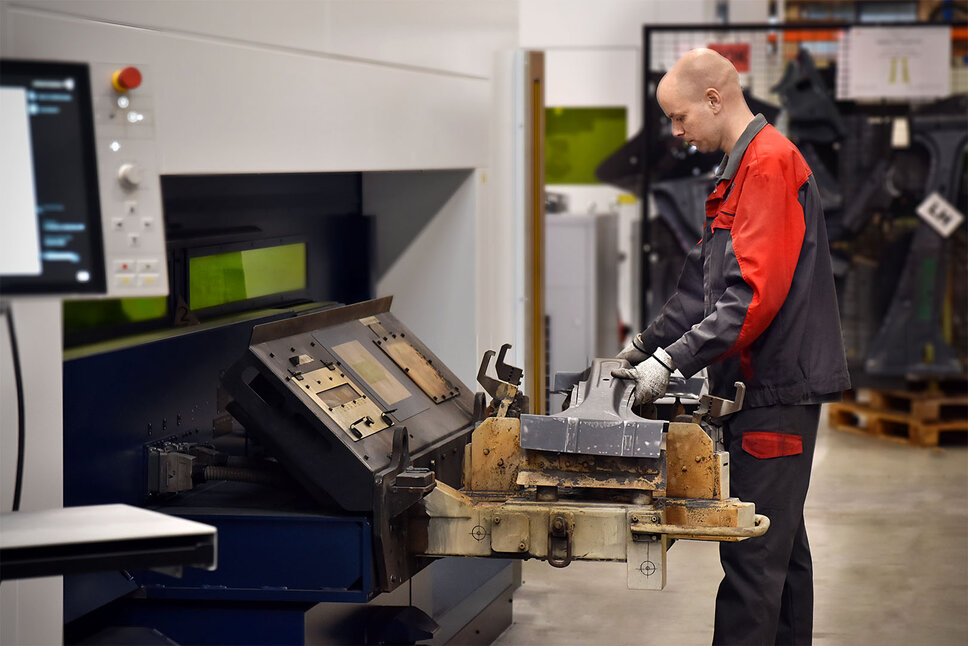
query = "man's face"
xmin=657 ymin=80 xmax=719 ymax=154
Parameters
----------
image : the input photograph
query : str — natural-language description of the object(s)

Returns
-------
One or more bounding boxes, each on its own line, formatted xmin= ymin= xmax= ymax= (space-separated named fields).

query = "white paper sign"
xmin=836 ymin=26 xmax=951 ymax=100
xmin=917 ymin=191 xmax=965 ymax=238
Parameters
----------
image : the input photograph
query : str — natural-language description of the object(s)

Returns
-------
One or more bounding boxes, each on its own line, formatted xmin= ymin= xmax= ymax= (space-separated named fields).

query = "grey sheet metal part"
xmin=555 ymin=371 xmax=704 ymax=402
xmin=520 ymin=358 xmax=666 ymax=458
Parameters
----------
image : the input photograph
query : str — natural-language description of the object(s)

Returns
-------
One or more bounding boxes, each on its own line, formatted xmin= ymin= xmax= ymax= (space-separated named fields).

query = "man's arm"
xmin=664 ymin=167 xmax=806 ymax=378
xmin=636 ymin=239 xmax=705 ymax=356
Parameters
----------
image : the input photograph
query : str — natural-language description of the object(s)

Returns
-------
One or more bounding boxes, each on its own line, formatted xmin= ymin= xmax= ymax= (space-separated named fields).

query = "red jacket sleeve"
xmin=725 ymin=159 xmax=807 ymax=356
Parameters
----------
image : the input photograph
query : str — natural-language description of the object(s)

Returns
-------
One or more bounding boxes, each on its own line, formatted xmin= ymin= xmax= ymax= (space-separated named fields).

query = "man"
xmin=612 ymin=49 xmax=850 ymax=645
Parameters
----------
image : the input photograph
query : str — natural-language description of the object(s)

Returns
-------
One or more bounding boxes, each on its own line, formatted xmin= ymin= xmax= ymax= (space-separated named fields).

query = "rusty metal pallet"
xmin=829 ymin=388 xmax=968 ymax=447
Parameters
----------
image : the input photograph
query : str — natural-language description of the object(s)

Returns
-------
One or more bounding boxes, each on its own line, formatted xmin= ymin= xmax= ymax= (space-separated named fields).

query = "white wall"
xmin=1 ymin=1 xmax=518 ymax=173
xmin=5 ymin=0 xmax=517 ymax=78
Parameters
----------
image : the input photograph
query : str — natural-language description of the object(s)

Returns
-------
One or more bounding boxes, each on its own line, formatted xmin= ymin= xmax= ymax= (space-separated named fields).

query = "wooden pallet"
xmin=829 ymin=388 xmax=968 ymax=447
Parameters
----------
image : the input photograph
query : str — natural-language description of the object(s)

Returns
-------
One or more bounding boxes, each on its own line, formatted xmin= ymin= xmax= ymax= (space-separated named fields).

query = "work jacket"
xmin=640 ymin=114 xmax=851 ymax=407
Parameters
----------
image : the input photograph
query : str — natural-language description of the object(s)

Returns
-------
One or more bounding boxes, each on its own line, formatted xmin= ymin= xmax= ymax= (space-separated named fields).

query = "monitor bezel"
xmin=0 ymin=59 xmax=107 ymax=296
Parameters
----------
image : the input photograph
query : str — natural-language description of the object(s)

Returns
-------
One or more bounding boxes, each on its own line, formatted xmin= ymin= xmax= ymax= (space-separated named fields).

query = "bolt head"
xmin=518 ymin=542 xmax=527 ymax=551
xmin=631 ymin=515 xmax=639 ymax=523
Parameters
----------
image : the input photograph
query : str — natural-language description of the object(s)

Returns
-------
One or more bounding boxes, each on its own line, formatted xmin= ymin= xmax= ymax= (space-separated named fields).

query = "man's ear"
xmin=705 ymin=88 xmax=723 ymax=114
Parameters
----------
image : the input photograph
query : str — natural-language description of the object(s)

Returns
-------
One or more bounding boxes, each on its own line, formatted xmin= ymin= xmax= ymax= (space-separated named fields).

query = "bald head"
xmin=658 ymin=48 xmax=742 ymax=106
xmin=656 ymin=48 xmax=754 ymax=155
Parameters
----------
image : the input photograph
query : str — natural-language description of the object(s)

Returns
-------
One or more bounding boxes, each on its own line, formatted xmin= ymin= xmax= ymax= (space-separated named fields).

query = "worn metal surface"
xmin=662 ymin=497 xmax=755 ymax=530
xmin=520 ymin=358 xmax=666 ymax=458
xmin=627 ymin=510 xmax=668 ymax=590
xmin=464 ymin=417 xmax=523 ymax=491
xmin=411 ymin=482 xmax=647 ymax=562
xmin=490 ymin=512 xmax=530 ymax=553
xmin=666 ymin=422 xmax=727 ymax=500
xmin=517 ymin=451 xmax=665 ymax=494
xmin=411 ymin=482 xmax=758 ymax=590
xmin=297 ymin=364 xmax=391 ymax=440
xmin=630 ymin=513 xmax=768 ymax=540
xmin=364 ymin=316 xmax=460 ymax=404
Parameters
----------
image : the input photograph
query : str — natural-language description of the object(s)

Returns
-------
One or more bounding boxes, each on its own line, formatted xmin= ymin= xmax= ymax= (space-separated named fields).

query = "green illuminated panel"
xmin=545 ymin=107 xmax=627 ymax=185
xmin=64 ymin=296 xmax=168 ymax=333
xmin=189 ymin=242 xmax=307 ymax=310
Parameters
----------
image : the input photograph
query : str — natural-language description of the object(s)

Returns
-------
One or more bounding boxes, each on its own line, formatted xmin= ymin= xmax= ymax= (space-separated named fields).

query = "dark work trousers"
xmin=712 ymin=403 xmax=821 ymax=646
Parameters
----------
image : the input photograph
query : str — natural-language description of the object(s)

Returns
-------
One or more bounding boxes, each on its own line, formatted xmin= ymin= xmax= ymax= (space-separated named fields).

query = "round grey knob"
xmin=118 ymin=162 xmax=144 ymax=189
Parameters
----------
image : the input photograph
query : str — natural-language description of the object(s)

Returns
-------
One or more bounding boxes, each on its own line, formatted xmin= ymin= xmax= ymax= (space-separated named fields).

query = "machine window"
xmin=64 ymin=296 xmax=169 ymax=335
xmin=189 ymin=242 xmax=306 ymax=310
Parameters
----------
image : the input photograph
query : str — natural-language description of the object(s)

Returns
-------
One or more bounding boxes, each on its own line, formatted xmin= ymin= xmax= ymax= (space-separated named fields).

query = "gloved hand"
xmin=616 ymin=334 xmax=653 ymax=366
xmin=611 ymin=347 xmax=675 ymax=406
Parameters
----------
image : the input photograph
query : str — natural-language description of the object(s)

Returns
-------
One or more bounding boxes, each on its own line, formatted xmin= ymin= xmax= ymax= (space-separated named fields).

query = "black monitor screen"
xmin=0 ymin=60 xmax=106 ymax=295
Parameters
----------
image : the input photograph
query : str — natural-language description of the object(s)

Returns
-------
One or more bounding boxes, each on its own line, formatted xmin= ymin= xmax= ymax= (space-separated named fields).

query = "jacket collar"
xmin=714 ymin=113 xmax=768 ymax=181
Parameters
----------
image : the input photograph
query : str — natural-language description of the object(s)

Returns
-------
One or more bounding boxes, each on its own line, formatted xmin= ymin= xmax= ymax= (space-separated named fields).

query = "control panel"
xmin=91 ymin=63 xmax=168 ymax=296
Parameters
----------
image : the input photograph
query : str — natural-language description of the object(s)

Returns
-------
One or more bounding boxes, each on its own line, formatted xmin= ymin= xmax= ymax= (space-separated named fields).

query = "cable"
xmin=199 ymin=465 xmax=289 ymax=488
xmin=2 ymin=302 xmax=26 ymax=511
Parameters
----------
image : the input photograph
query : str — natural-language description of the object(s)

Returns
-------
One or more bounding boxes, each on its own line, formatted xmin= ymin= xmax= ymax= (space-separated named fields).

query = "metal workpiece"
xmin=519 ymin=358 xmax=666 ymax=458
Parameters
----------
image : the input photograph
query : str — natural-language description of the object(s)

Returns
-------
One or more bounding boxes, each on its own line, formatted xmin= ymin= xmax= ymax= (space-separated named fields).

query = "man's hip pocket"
xmin=741 ymin=431 xmax=803 ymax=459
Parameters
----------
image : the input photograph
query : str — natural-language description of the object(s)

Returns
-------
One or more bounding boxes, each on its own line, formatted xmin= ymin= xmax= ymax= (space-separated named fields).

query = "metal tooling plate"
xmin=249 ymin=341 xmax=393 ymax=442
xmin=361 ymin=316 xmax=460 ymax=404
xmin=311 ymin=322 xmax=430 ymax=422
xmin=299 ymin=364 xmax=391 ymax=440
xmin=520 ymin=358 xmax=665 ymax=458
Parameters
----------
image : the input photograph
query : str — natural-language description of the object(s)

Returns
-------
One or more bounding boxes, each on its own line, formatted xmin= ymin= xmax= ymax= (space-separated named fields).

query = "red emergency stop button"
xmin=112 ymin=66 xmax=142 ymax=92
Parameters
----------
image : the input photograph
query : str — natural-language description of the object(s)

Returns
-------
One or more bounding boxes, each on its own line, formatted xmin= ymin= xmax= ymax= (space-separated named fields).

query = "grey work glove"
xmin=616 ymin=334 xmax=653 ymax=366
xmin=611 ymin=347 xmax=675 ymax=406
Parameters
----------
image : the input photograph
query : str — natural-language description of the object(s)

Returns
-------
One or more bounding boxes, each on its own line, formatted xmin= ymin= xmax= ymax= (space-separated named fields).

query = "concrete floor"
xmin=493 ymin=410 xmax=968 ymax=645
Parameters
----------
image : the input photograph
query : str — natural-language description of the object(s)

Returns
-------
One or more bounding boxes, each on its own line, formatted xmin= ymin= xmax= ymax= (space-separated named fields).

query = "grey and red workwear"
xmin=635 ymin=113 xmax=850 ymax=645
xmin=637 ymin=113 xmax=850 ymax=406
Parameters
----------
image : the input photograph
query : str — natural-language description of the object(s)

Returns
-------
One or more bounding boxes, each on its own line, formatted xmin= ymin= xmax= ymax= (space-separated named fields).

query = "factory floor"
xmin=492 ymin=408 xmax=968 ymax=646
